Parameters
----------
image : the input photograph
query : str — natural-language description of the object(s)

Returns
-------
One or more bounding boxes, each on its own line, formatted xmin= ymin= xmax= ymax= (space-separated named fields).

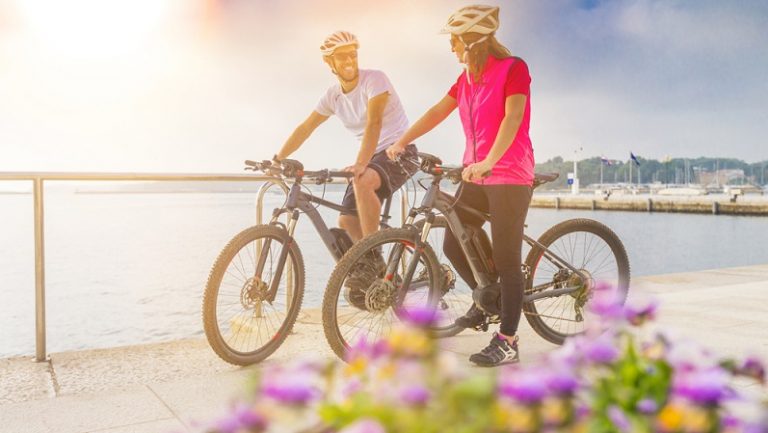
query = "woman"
xmin=387 ymin=4 xmax=534 ymax=366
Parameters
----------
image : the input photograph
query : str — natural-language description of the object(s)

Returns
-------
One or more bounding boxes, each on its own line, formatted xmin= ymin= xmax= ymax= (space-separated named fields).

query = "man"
xmin=274 ymin=31 xmax=417 ymax=244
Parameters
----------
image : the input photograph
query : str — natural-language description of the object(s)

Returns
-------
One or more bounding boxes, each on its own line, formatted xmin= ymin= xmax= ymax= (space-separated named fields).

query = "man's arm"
xmin=275 ymin=111 xmax=329 ymax=160
xmin=347 ymin=92 xmax=388 ymax=176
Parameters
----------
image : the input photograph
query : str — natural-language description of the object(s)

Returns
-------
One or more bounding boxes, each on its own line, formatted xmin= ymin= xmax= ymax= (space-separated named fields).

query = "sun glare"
xmin=16 ymin=0 xmax=172 ymax=58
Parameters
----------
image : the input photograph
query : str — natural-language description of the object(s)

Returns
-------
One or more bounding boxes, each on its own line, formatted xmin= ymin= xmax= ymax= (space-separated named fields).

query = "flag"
xmin=630 ymin=152 xmax=641 ymax=166
xmin=600 ymin=156 xmax=612 ymax=166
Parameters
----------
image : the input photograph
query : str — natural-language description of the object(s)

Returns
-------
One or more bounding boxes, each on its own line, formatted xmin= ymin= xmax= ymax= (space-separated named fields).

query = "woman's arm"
xmin=386 ymin=95 xmax=458 ymax=159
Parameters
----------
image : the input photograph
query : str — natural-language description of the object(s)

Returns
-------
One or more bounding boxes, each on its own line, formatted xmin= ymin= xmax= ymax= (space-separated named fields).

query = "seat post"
xmin=380 ymin=195 xmax=393 ymax=225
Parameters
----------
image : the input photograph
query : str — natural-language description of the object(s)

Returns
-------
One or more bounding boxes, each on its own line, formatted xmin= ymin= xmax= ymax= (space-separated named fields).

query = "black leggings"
xmin=443 ymin=182 xmax=531 ymax=336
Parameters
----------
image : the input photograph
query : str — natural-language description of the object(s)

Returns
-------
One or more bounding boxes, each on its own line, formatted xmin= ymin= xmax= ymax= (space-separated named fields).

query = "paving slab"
xmin=52 ymin=339 xmax=239 ymax=396
xmin=0 ymin=356 xmax=54 ymax=405
xmin=148 ymin=369 xmax=254 ymax=431
xmin=0 ymin=387 xmax=172 ymax=433
xmin=86 ymin=418 xmax=186 ymax=433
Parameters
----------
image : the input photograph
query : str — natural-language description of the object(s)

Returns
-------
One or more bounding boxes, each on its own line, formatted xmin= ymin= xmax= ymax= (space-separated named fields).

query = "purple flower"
xmin=345 ymin=337 xmax=390 ymax=362
xmin=624 ymin=297 xmax=659 ymax=326
xmin=545 ymin=368 xmax=579 ymax=395
xmin=260 ymin=371 xmax=320 ymax=405
xmin=498 ymin=369 xmax=549 ymax=404
xmin=673 ymin=367 xmax=732 ymax=405
xmin=339 ymin=418 xmax=387 ymax=433
xmin=607 ymin=406 xmax=631 ymax=433
xmin=398 ymin=305 xmax=439 ymax=327
xmin=213 ymin=404 xmax=267 ymax=433
xmin=636 ymin=398 xmax=658 ymax=414
xmin=583 ymin=334 xmax=619 ymax=364
xmin=741 ymin=357 xmax=766 ymax=384
xmin=589 ymin=282 xmax=624 ymax=319
xmin=400 ymin=384 xmax=431 ymax=406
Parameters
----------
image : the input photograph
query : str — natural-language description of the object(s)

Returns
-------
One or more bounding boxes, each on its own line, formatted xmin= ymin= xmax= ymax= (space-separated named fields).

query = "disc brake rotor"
xmin=364 ymin=279 xmax=397 ymax=313
xmin=241 ymin=277 xmax=269 ymax=308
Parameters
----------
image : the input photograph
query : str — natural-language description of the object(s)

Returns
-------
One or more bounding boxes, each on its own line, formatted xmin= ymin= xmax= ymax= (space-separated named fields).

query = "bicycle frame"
xmin=400 ymin=176 xmax=590 ymax=303
xmin=259 ymin=179 xmax=394 ymax=301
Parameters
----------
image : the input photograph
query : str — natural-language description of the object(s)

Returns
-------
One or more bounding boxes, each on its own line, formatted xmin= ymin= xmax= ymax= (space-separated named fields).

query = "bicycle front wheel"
xmin=413 ymin=216 xmax=471 ymax=338
xmin=322 ymin=227 xmax=443 ymax=361
xmin=203 ymin=224 xmax=305 ymax=365
xmin=523 ymin=219 xmax=630 ymax=345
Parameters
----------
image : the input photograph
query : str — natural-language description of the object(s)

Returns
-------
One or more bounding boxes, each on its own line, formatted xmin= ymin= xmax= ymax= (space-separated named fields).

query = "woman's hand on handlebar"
xmin=462 ymin=160 xmax=492 ymax=182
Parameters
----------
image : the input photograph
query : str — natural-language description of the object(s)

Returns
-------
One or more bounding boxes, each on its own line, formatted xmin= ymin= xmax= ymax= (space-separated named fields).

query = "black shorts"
xmin=340 ymin=144 xmax=419 ymax=216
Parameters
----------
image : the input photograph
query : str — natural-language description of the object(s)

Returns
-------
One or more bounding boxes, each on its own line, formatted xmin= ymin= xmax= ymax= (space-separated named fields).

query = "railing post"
xmin=33 ymin=178 xmax=47 ymax=362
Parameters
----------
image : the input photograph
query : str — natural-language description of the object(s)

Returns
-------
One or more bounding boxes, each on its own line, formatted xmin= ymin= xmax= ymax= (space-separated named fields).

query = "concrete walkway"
xmin=1 ymin=264 xmax=767 ymax=433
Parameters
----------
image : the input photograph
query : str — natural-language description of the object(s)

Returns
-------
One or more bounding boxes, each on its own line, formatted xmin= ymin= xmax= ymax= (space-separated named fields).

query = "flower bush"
xmin=201 ymin=286 xmax=767 ymax=433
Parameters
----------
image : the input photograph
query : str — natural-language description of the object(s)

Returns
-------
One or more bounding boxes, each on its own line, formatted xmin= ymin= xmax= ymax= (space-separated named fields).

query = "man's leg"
xmin=338 ymin=214 xmax=363 ymax=242
xmin=351 ymin=168 xmax=382 ymax=239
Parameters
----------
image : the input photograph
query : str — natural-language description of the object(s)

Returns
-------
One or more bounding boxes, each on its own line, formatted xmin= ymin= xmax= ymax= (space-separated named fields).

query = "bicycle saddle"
xmin=533 ymin=172 xmax=559 ymax=189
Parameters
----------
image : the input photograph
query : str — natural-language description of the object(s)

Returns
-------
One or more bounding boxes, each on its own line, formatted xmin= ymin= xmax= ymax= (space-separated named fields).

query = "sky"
xmin=1 ymin=0 xmax=766 ymax=173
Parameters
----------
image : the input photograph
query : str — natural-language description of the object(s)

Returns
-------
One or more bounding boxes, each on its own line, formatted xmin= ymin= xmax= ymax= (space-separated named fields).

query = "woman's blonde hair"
xmin=453 ymin=33 xmax=512 ymax=81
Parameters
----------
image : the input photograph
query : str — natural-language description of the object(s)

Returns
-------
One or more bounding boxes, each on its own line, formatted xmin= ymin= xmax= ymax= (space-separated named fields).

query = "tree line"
xmin=535 ymin=156 xmax=768 ymax=190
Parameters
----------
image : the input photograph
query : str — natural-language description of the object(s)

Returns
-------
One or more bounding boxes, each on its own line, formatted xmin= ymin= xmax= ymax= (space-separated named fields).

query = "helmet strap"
xmin=459 ymin=34 xmax=489 ymax=83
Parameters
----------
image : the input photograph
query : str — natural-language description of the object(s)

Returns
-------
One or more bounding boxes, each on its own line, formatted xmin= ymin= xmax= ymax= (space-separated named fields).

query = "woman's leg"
xmin=485 ymin=184 xmax=531 ymax=337
xmin=442 ymin=182 xmax=488 ymax=289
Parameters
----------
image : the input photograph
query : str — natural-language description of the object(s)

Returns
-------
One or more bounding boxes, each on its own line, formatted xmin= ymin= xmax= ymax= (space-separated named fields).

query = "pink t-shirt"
xmin=448 ymin=56 xmax=534 ymax=186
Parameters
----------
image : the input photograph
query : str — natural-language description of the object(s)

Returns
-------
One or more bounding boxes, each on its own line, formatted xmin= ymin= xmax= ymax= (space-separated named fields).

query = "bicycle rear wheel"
xmin=203 ymin=224 xmax=304 ymax=365
xmin=322 ymin=227 xmax=443 ymax=361
xmin=523 ymin=218 xmax=630 ymax=345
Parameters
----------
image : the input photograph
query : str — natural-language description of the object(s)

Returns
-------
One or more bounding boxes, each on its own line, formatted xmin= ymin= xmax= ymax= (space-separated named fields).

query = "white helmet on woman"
xmin=319 ymin=31 xmax=359 ymax=56
xmin=440 ymin=5 xmax=500 ymax=36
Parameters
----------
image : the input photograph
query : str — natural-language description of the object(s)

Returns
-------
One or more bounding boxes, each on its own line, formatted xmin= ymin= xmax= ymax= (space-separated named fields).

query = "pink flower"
xmin=624 ymin=297 xmax=659 ymax=326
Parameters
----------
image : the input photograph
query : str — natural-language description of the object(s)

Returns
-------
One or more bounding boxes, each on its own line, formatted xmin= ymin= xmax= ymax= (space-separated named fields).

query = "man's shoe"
xmin=469 ymin=333 xmax=520 ymax=367
xmin=454 ymin=304 xmax=487 ymax=330
xmin=343 ymin=250 xmax=386 ymax=310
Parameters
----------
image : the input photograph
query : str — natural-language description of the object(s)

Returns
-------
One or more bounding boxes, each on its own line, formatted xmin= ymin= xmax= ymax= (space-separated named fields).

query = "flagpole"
xmin=600 ymin=160 xmax=604 ymax=186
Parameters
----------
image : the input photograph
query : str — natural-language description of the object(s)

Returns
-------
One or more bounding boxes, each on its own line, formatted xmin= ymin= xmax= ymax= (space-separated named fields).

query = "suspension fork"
xmin=394 ymin=213 xmax=434 ymax=305
xmin=261 ymin=210 xmax=299 ymax=303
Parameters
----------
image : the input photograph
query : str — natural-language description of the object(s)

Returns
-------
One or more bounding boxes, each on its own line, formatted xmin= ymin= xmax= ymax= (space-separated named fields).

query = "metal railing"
xmin=0 ymin=172 xmax=405 ymax=361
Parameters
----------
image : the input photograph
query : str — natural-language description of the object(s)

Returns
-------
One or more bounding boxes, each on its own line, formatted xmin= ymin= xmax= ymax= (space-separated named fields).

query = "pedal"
xmin=473 ymin=317 xmax=490 ymax=332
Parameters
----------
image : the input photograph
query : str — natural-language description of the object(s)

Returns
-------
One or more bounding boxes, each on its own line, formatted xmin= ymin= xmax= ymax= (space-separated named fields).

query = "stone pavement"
xmin=1 ymin=264 xmax=767 ymax=433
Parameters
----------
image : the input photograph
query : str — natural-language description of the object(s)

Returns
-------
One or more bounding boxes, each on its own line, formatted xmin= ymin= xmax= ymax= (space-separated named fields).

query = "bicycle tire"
xmin=322 ymin=227 xmax=443 ymax=361
xmin=411 ymin=217 xmax=473 ymax=338
xmin=523 ymin=218 xmax=630 ymax=345
xmin=203 ymin=224 xmax=305 ymax=365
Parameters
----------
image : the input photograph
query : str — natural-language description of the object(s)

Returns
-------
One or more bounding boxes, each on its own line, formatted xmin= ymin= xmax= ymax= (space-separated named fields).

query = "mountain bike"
xmin=322 ymin=152 xmax=630 ymax=361
xmin=202 ymin=159 xmax=400 ymax=365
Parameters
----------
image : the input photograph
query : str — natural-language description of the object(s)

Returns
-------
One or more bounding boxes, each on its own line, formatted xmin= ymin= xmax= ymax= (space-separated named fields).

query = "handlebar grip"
xmin=244 ymin=160 xmax=260 ymax=167
xmin=328 ymin=171 xmax=354 ymax=178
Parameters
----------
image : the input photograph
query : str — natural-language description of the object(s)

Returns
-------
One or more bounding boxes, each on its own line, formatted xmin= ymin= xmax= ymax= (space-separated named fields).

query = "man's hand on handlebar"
xmin=343 ymin=162 xmax=367 ymax=180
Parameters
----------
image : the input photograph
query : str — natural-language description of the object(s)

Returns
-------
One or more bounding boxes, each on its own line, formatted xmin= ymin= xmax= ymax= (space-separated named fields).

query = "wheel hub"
xmin=365 ymin=279 xmax=396 ymax=313
xmin=241 ymin=277 xmax=268 ymax=308
xmin=569 ymin=269 xmax=594 ymax=307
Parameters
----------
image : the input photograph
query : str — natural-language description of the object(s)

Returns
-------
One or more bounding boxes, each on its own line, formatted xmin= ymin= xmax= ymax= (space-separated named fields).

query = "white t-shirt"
xmin=315 ymin=69 xmax=409 ymax=153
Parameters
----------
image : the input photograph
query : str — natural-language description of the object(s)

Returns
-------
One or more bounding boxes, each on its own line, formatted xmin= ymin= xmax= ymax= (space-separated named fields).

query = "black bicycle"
xmin=322 ymin=152 xmax=630 ymax=361
xmin=202 ymin=159 xmax=400 ymax=365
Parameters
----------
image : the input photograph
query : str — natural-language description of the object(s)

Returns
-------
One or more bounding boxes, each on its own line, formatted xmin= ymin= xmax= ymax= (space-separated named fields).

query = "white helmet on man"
xmin=440 ymin=5 xmax=500 ymax=36
xmin=320 ymin=31 xmax=359 ymax=56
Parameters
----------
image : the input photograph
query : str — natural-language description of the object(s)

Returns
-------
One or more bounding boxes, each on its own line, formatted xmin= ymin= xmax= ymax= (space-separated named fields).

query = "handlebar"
xmin=244 ymin=159 xmax=353 ymax=184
